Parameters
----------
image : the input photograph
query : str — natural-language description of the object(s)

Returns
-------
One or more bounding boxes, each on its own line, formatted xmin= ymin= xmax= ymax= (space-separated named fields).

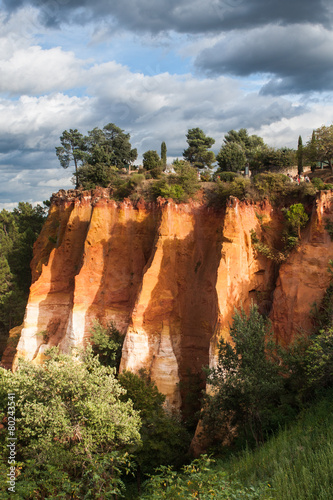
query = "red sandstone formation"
xmin=3 ymin=188 xmax=333 ymax=415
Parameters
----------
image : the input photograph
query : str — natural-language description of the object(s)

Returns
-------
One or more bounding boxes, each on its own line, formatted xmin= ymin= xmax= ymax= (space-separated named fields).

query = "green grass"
xmin=138 ymin=389 xmax=333 ymax=499
xmin=224 ymin=389 xmax=333 ymax=499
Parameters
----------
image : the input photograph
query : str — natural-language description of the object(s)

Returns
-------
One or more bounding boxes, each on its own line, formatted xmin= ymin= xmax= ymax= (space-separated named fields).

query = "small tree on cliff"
xmin=297 ymin=135 xmax=303 ymax=175
xmin=55 ymin=129 xmax=86 ymax=188
xmin=311 ymin=124 xmax=333 ymax=172
xmin=183 ymin=128 xmax=215 ymax=169
xmin=284 ymin=203 xmax=308 ymax=239
xmin=161 ymin=141 xmax=167 ymax=167
xmin=203 ymin=305 xmax=285 ymax=446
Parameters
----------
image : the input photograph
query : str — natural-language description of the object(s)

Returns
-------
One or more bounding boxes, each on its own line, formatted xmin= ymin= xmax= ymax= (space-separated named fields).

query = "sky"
xmin=1 ymin=0 xmax=333 ymax=209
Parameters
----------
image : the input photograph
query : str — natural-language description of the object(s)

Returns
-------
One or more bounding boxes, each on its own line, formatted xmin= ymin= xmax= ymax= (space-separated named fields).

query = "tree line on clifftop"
xmin=55 ymin=123 xmax=333 ymax=192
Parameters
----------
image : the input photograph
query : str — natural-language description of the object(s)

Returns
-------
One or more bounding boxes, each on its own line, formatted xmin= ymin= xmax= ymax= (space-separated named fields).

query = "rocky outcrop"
xmin=5 ymin=188 xmax=333 ymax=413
xmin=270 ymin=191 xmax=333 ymax=344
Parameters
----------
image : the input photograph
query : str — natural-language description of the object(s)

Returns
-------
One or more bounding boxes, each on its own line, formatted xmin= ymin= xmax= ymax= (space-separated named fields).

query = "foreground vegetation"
xmin=0 ymin=203 xmax=47 ymax=358
xmin=141 ymin=389 xmax=333 ymax=499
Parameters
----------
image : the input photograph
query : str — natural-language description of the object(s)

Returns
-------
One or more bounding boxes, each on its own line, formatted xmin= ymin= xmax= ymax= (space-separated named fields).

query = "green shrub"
xmin=200 ymin=170 xmax=212 ymax=182
xmin=214 ymin=177 xmax=252 ymax=204
xmin=252 ymin=172 xmax=291 ymax=200
xmin=89 ymin=320 xmax=124 ymax=371
xmin=141 ymin=455 xmax=270 ymax=499
xmin=149 ymin=162 xmax=200 ymax=202
xmin=250 ymin=230 xmax=285 ymax=263
xmin=214 ymin=171 xmax=240 ymax=182
xmin=311 ymin=177 xmax=325 ymax=190
xmin=203 ymin=305 xmax=287 ymax=447
xmin=0 ymin=347 xmax=141 ymax=499
xmin=119 ymin=370 xmax=190 ymax=488
xmin=159 ymin=183 xmax=185 ymax=202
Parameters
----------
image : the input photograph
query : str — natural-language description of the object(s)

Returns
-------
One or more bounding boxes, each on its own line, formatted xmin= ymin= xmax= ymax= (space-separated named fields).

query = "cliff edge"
xmin=3 ymin=188 xmax=333 ymax=414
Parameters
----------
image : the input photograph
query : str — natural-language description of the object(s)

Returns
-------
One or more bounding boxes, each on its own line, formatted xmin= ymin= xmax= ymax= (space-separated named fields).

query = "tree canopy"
xmin=216 ymin=128 xmax=296 ymax=172
xmin=0 ymin=346 xmax=141 ymax=498
xmin=203 ymin=305 xmax=286 ymax=446
xmin=308 ymin=124 xmax=333 ymax=172
xmin=56 ymin=123 xmax=138 ymax=189
xmin=0 ymin=203 xmax=46 ymax=357
xmin=55 ymin=129 xmax=86 ymax=188
xmin=216 ymin=128 xmax=267 ymax=172
xmin=86 ymin=123 xmax=137 ymax=169
xmin=183 ymin=128 xmax=215 ymax=169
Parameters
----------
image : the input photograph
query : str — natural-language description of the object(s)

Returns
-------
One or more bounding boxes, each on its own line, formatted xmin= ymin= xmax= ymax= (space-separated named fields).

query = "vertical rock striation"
xmin=6 ymin=188 xmax=333 ymax=413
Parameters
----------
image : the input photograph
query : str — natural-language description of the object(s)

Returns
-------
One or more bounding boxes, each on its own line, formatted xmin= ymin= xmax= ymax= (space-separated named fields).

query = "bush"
xmin=200 ymin=170 xmax=212 ymax=182
xmin=252 ymin=172 xmax=291 ymax=200
xmin=141 ymin=455 xmax=269 ymax=499
xmin=214 ymin=171 xmax=240 ymax=182
xmin=89 ymin=320 xmax=124 ymax=371
xmin=214 ymin=177 xmax=252 ymax=205
xmin=77 ymin=162 xmax=118 ymax=189
xmin=149 ymin=162 xmax=200 ymax=202
xmin=0 ymin=347 xmax=141 ymax=498
xmin=119 ymin=370 xmax=190 ymax=487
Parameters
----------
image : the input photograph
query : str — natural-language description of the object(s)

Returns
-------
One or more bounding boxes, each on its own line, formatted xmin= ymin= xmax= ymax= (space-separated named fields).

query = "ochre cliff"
xmin=270 ymin=191 xmax=333 ymax=344
xmin=4 ymin=188 xmax=333 ymax=414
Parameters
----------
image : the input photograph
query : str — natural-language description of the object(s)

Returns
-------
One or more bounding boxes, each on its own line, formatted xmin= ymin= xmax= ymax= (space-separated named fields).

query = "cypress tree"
xmin=161 ymin=141 xmax=167 ymax=167
xmin=297 ymin=135 xmax=303 ymax=175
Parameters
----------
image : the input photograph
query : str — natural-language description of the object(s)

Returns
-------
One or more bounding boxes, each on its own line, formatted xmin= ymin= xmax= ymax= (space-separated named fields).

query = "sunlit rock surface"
xmin=4 ymin=188 xmax=333 ymax=416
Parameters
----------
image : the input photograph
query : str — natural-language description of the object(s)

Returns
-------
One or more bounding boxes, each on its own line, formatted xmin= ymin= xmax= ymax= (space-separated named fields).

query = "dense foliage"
xmin=88 ymin=321 xmax=190 ymax=492
xmin=90 ymin=320 xmax=124 ymax=371
xmin=203 ymin=305 xmax=287 ymax=446
xmin=308 ymin=124 xmax=333 ymax=172
xmin=0 ymin=203 xmax=46 ymax=356
xmin=142 ymin=150 xmax=163 ymax=178
xmin=56 ymin=124 xmax=138 ymax=189
xmin=0 ymin=347 xmax=141 ymax=498
xmin=141 ymin=454 xmax=270 ymax=499
xmin=183 ymin=128 xmax=215 ymax=169
xmin=119 ymin=370 xmax=190 ymax=489
xmin=150 ymin=160 xmax=199 ymax=202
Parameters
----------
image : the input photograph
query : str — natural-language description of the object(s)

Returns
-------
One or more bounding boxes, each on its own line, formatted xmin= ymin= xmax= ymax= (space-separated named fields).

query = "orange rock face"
xmin=270 ymin=191 xmax=333 ymax=344
xmin=8 ymin=188 xmax=333 ymax=413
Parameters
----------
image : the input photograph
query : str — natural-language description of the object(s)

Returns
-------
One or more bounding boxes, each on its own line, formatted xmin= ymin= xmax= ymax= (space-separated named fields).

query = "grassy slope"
xmin=137 ymin=389 xmax=333 ymax=499
xmin=223 ymin=389 xmax=333 ymax=499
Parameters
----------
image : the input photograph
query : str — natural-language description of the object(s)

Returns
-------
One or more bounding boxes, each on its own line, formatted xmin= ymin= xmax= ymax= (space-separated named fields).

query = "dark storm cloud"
xmin=2 ymin=0 xmax=331 ymax=33
xmin=196 ymin=24 xmax=333 ymax=94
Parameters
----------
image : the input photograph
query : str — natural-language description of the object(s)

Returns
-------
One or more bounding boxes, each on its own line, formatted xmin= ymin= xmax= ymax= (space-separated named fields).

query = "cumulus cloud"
xmin=1 ymin=0 xmax=331 ymax=34
xmin=0 ymin=94 xmax=93 ymax=152
xmin=195 ymin=24 xmax=333 ymax=94
xmin=0 ymin=46 xmax=85 ymax=96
